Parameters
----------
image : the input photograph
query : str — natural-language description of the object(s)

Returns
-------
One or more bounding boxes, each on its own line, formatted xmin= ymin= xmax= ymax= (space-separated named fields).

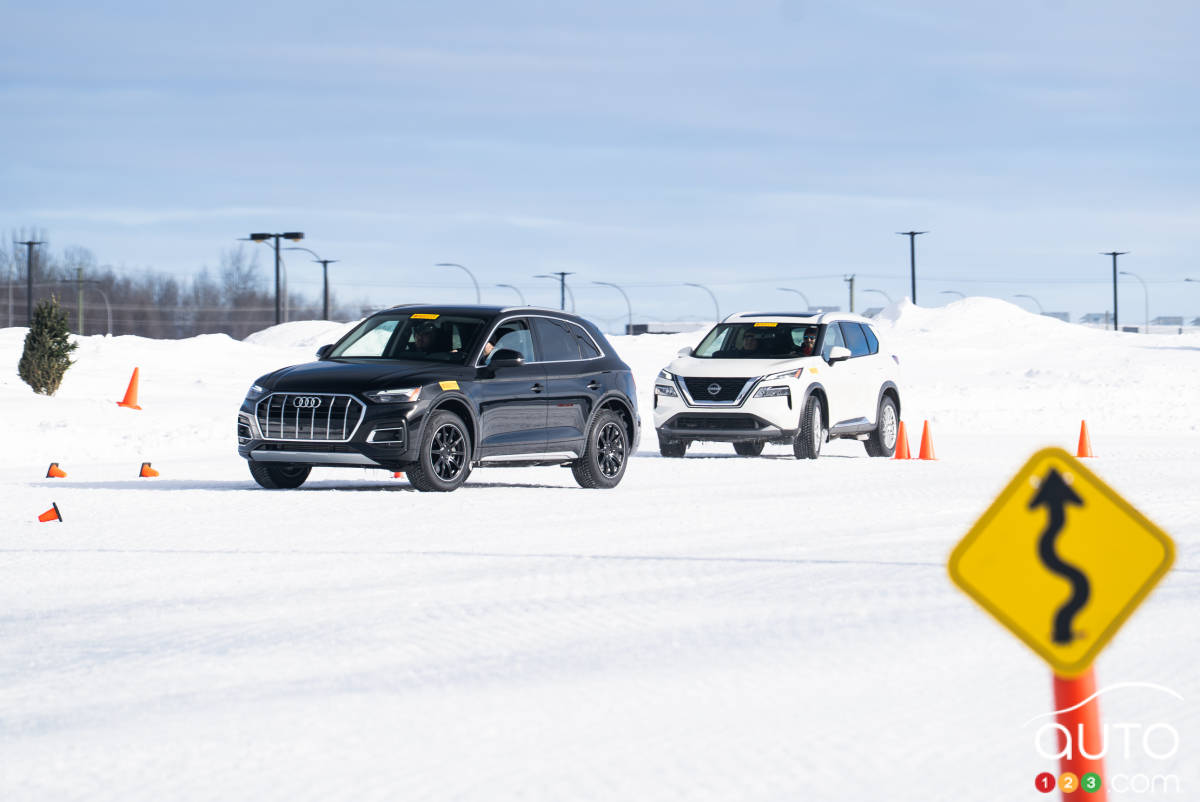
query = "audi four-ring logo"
xmin=292 ymin=396 xmax=323 ymax=408
xmin=707 ymin=383 xmax=722 ymax=396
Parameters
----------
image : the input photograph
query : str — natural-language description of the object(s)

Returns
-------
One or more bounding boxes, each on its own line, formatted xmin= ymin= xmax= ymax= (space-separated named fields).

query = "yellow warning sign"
xmin=949 ymin=447 xmax=1174 ymax=676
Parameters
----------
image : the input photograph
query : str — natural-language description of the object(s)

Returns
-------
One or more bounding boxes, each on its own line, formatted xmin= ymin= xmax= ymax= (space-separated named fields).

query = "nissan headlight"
xmin=654 ymin=369 xmax=678 ymax=397
xmin=753 ymin=385 xmax=790 ymax=398
xmin=761 ymin=369 xmax=803 ymax=381
xmin=364 ymin=387 xmax=422 ymax=403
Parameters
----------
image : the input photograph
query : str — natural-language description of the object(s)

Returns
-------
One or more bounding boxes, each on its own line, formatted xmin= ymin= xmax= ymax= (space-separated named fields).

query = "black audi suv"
xmin=237 ymin=305 xmax=640 ymax=491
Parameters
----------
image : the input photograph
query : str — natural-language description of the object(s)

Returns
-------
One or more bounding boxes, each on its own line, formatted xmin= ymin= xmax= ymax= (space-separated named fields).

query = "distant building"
xmin=1151 ymin=316 xmax=1184 ymax=326
xmin=646 ymin=321 xmax=711 ymax=334
xmin=1042 ymin=312 xmax=1070 ymax=322
xmin=1080 ymin=312 xmax=1111 ymax=325
xmin=862 ymin=307 xmax=883 ymax=319
xmin=1193 ymin=317 xmax=1200 ymax=327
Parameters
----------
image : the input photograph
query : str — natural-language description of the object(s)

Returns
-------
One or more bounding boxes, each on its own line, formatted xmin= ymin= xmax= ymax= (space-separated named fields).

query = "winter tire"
xmin=864 ymin=395 xmax=899 ymax=457
xmin=573 ymin=410 xmax=629 ymax=489
xmin=733 ymin=441 xmax=765 ymax=456
xmin=793 ymin=395 xmax=826 ymax=460
xmin=406 ymin=411 xmax=472 ymax=492
xmin=249 ymin=461 xmax=311 ymax=489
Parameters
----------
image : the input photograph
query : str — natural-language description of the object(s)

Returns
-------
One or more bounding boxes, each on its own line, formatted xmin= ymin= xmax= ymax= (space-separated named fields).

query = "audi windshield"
xmin=328 ymin=313 xmax=488 ymax=363
xmin=692 ymin=323 xmax=819 ymax=359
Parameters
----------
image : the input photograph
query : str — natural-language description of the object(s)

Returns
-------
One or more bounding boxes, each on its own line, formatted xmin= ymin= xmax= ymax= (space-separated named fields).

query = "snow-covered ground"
xmin=2 ymin=299 xmax=1198 ymax=801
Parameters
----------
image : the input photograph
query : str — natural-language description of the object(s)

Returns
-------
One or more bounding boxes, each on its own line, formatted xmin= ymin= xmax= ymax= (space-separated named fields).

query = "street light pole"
xmin=1119 ymin=270 xmax=1149 ymax=334
xmin=535 ymin=272 xmax=574 ymax=310
xmin=1102 ymin=251 xmax=1127 ymax=331
xmin=897 ymin=231 xmax=926 ymax=304
xmin=496 ymin=283 xmax=526 ymax=305
xmin=684 ymin=282 xmax=720 ymax=322
xmin=16 ymin=240 xmax=45 ymax=326
xmin=1013 ymin=293 xmax=1044 ymax=314
xmin=777 ymin=287 xmax=811 ymax=310
xmin=593 ymin=281 xmax=633 ymax=334
xmin=248 ymin=232 xmax=304 ymax=325
xmin=864 ymin=288 xmax=894 ymax=304
xmin=844 ymin=274 xmax=856 ymax=313
xmin=436 ymin=262 xmax=480 ymax=304
xmin=285 ymin=246 xmax=338 ymax=320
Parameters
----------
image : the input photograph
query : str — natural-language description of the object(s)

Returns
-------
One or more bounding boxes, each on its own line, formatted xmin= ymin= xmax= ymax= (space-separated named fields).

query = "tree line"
xmin=1 ymin=231 xmax=365 ymax=339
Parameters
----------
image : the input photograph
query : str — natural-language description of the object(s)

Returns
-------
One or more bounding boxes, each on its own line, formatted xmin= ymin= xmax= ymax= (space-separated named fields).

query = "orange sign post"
xmin=949 ymin=448 xmax=1174 ymax=801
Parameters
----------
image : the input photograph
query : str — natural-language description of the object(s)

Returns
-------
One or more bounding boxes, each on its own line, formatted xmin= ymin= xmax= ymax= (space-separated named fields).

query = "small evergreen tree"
xmin=18 ymin=296 xmax=78 ymax=395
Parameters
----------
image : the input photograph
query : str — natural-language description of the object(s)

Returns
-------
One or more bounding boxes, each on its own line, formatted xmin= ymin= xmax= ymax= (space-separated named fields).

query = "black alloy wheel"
xmin=572 ymin=409 xmax=629 ymax=489
xmin=407 ymin=410 xmax=472 ymax=492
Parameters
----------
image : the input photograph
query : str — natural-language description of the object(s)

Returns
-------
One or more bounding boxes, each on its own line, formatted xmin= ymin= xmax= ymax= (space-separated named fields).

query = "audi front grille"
xmin=255 ymin=393 xmax=365 ymax=442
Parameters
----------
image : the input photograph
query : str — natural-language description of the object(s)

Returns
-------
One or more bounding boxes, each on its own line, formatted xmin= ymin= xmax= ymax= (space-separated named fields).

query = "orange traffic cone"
xmin=893 ymin=421 xmax=911 ymax=460
xmin=117 ymin=368 xmax=142 ymax=409
xmin=918 ymin=420 xmax=936 ymax=460
xmin=139 ymin=462 xmax=159 ymax=478
xmin=1076 ymin=421 xmax=1094 ymax=458
xmin=38 ymin=503 xmax=63 ymax=523
xmin=46 ymin=462 xmax=67 ymax=478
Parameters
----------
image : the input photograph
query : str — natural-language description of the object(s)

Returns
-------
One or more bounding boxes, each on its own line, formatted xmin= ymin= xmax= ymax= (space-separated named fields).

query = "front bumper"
xmin=237 ymin=394 xmax=426 ymax=470
xmin=652 ymin=382 xmax=801 ymax=442
xmin=656 ymin=412 xmax=798 ymax=443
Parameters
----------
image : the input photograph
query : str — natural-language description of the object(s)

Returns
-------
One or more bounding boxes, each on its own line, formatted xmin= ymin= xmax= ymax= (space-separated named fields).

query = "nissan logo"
xmin=292 ymin=396 xmax=323 ymax=409
xmin=707 ymin=383 xmax=722 ymax=396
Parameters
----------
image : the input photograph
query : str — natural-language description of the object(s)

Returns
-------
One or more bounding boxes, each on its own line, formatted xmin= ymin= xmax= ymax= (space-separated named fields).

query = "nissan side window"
xmin=484 ymin=319 xmax=535 ymax=364
xmin=840 ymin=322 xmax=871 ymax=358
xmin=820 ymin=323 xmax=845 ymax=361
xmin=532 ymin=317 xmax=582 ymax=361
xmin=862 ymin=324 xmax=879 ymax=355
xmin=567 ymin=322 xmax=601 ymax=359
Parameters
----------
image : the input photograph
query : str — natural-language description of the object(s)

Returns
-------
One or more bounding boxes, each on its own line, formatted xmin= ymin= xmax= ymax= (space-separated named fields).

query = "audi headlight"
xmin=245 ymin=383 xmax=268 ymax=400
xmin=753 ymin=385 xmax=790 ymax=398
xmin=364 ymin=387 xmax=422 ymax=403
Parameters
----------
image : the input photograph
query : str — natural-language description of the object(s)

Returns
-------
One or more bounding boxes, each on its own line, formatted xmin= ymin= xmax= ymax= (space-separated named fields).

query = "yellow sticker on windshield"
xmin=754 ymin=322 xmax=778 ymax=327
xmin=412 ymin=313 xmax=440 ymax=320
xmin=439 ymin=380 xmax=459 ymax=391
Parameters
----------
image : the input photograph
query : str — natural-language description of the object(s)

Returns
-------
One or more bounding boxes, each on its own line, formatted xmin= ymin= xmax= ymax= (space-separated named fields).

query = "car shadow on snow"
xmin=638 ymin=451 xmax=860 ymax=460
xmin=32 ymin=479 xmax=571 ymax=492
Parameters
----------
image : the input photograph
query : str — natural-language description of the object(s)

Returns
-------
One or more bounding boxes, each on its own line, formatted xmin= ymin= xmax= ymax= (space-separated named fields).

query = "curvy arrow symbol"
xmin=1029 ymin=468 xmax=1088 ymax=645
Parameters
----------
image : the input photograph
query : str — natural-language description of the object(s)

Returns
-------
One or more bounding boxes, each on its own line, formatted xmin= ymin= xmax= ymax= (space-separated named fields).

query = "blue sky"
xmin=5 ymin=0 xmax=1200 ymax=328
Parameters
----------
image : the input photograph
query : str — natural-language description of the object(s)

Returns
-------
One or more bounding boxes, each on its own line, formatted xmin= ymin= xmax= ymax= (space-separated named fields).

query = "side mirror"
xmin=676 ymin=347 xmax=693 ymax=358
xmin=316 ymin=344 xmax=332 ymax=360
xmin=487 ymin=348 xmax=526 ymax=369
xmin=827 ymin=345 xmax=852 ymax=363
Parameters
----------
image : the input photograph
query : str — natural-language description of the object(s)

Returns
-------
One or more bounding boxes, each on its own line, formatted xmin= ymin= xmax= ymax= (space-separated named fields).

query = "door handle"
xmin=587 ymin=381 xmax=601 ymax=390
xmin=531 ymin=383 xmax=544 ymax=393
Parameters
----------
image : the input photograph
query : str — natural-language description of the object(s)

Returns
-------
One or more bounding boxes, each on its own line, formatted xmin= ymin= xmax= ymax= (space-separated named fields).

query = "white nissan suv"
xmin=653 ymin=312 xmax=901 ymax=459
